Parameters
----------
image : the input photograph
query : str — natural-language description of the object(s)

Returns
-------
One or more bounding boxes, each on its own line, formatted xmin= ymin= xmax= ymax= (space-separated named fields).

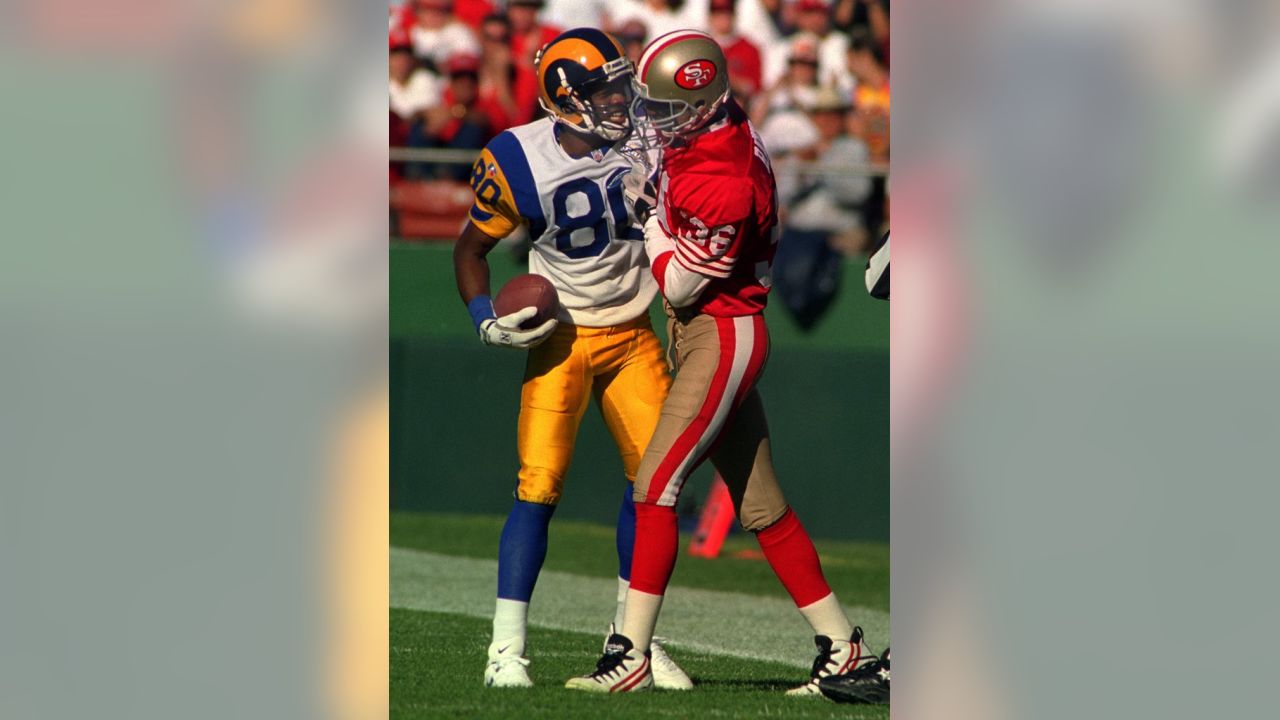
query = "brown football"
xmin=493 ymin=273 xmax=559 ymax=329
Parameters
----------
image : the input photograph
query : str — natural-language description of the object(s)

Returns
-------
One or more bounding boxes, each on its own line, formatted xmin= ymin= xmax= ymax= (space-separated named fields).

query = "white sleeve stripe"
xmin=676 ymin=239 xmax=733 ymax=262
xmin=675 ymin=250 xmax=733 ymax=278
xmin=676 ymin=242 xmax=736 ymax=271
xmin=675 ymin=250 xmax=734 ymax=277
xmin=675 ymin=254 xmax=737 ymax=274
xmin=676 ymin=238 xmax=716 ymax=256
xmin=677 ymin=254 xmax=734 ymax=276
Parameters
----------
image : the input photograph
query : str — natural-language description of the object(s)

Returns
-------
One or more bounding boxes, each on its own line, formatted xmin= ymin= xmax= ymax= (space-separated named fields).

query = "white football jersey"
xmin=468 ymin=118 xmax=655 ymax=328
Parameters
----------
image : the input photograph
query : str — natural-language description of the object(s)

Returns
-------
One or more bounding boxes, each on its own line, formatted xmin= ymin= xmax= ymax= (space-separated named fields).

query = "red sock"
xmin=755 ymin=507 xmax=833 ymax=608
xmin=629 ymin=503 xmax=679 ymax=595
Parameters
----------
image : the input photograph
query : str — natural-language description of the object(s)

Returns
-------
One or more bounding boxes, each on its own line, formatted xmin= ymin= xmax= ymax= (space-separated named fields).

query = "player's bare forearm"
xmin=453 ymin=221 xmax=503 ymax=304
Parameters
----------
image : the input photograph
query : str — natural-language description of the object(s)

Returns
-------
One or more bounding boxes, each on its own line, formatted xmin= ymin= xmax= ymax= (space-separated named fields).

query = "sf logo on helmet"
xmin=675 ymin=59 xmax=717 ymax=90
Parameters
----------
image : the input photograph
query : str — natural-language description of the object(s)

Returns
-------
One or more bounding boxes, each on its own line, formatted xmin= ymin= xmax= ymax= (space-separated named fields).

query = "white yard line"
xmin=391 ymin=547 xmax=890 ymax=669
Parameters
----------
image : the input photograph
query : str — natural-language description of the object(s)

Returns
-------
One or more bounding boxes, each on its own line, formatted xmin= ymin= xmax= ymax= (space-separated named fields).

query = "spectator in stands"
xmin=762 ymin=85 xmax=881 ymax=329
xmin=832 ymin=0 xmax=889 ymax=59
xmin=847 ymin=27 xmax=890 ymax=117
xmin=452 ymin=0 xmax=496 ymax=30
xmin=765 ymin=0 xmax=852 ymax=93
xmin=391 ymin=28 xmax=441 ymax=185
xmin=751 ymin=34 xmax=822 ymax=125
xmin=615 ymin=19 xmax=649 ymax=65
xmin=543 ymin=0 xmax=610 ymax=32
xmin=724 ymin=0 xmax=786 ymax=52
xmin=410 ymin=0 xmax=481 ymax=72
xmin=829 ymin=61 xmax=890 ymax=240
xmin=477 ymin=14 xmax=528 ymax=130
xmin=418 ymin=54 xmax=502 ymax=181
xmin=390 ymin=1 xmax=414 ymax=33
xmin=507 ymin=0 xmax=560 ymax=124
xmin=708 ymin=0 xmax=764 ymax=104
xmin=607 ymin=0 xmax=707 ymax=42
xmin=508 ymin=0 xmax=561 ymax=68
xmin=390 ymin=29 xmax=442 ymax=130
xmin=806 ymin=86 xmax=874 ymax=254
xmin=846 ymin=92 xmax=888 ymax=233
xmin=757 ymin=110 xmax=845 ymax=330
xmin=754 ymin=0 xmax=793 ymax=38
xmin=845 ymin=27 xmax=889 ymax=170
xmin=759 ymin=110 xmax=821 ymax=208
xmin=479 ymin=13 xmax=512 ymax=52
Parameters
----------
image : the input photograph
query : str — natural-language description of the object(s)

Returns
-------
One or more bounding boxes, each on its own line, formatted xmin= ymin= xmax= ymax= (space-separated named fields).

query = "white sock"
xmin=613 ymin=577 xmax=630 ymax=631
xmin=797 ymin=592 xmax=854 ymax=640
xmin=620 ymin=588 xmax=664 ymax=652
xmin=490 ymin=598 xmax=528 ymax=657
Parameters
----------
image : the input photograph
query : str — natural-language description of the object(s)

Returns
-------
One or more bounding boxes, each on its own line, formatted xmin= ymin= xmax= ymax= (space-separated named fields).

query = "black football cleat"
xmin=818 ymin=647 xmax=890 ymax=704
xmin=788 ymin=627 xmax=871 ymax=696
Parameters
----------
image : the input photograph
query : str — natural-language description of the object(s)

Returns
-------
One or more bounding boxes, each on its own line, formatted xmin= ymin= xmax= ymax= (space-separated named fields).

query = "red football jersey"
xmin=655 ymin=99 xmax=779 ymax=317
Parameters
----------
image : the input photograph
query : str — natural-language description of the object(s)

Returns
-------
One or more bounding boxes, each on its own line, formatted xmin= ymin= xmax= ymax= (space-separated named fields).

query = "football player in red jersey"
xmin=567 ymin=29 xmax=873 ymax=696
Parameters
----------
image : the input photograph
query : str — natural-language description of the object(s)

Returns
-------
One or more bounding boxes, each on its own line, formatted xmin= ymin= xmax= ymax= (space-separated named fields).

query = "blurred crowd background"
xmin=389 ymin=0 xmax=890 ymax=329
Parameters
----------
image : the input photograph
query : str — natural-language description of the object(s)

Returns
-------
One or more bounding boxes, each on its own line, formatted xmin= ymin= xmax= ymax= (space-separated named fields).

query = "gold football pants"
xmin=516 ymin=315 xmax=671 ymax=505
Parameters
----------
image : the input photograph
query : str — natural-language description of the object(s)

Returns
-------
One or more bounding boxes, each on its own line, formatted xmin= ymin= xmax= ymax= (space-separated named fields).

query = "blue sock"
xmin=497 ymin=500 xmax=557 ymax=601
xmin=616 ymin=483 xmax=636 ymax=582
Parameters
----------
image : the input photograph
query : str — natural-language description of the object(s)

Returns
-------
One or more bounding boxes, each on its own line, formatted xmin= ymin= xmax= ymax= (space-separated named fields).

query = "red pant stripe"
xmin=644 ymin=316 xmax=746 ymax=505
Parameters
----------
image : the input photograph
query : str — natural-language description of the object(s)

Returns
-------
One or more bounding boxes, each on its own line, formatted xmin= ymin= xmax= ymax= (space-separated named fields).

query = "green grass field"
xmin=391 ymin=512 xmax=890 ymax=719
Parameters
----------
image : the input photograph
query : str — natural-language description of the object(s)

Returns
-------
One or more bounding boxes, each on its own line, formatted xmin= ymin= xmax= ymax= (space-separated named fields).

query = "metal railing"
xmin=390 ymin=147 xmax=485 ymax=165
xmin=389 ymin=147 xmax=890 ymax=179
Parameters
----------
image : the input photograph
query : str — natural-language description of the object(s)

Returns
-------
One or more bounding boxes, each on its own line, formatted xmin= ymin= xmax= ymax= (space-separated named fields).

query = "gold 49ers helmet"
xmin=535 ymin=28 xmax=634 ymax=141
xmin=632 ymin=30 xmax=731 ymax=145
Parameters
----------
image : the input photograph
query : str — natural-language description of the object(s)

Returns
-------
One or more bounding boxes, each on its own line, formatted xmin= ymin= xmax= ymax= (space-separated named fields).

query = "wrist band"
xmin=467 ymin=295 xmax=495 ymax=333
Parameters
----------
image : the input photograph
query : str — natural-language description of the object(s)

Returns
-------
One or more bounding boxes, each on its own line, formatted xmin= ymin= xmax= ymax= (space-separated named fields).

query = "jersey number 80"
xmin=551 ymin=168 xmax=639 ymax=259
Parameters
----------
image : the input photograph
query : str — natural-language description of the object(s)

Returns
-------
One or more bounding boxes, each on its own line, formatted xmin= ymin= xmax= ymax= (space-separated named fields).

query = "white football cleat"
xmin=565 ymin=634 xmax=652 ymax=693
xmin=484 ymin=638 xmax=533 ymax=688
xmin=649 ymin=638 xmax=693 ymax=690
xmin=602 ymin=624 xmax=692 ymax=690
xmin=787 ymin=627 xmax=870 ymax=696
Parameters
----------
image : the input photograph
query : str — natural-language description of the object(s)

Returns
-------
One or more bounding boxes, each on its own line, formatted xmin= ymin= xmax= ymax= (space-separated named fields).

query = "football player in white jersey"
xmin=452 ymin=27 xmax=690 ymax=690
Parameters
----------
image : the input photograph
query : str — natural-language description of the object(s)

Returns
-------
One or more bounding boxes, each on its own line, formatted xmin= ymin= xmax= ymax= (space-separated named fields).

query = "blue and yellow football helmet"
xmin=535 ymin=28 xmax=633 ymax=141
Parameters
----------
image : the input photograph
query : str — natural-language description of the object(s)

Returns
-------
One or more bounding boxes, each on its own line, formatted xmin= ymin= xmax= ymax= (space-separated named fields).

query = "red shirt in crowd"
xmin=453 ymin=0 xmax=494 ymax=29
xmin=436 ymin=86 xmax=509 ymax=144
xmin=508 ymin=25 xmax=560 ymax=128
xmin=721 ymin=35 xmax=763 ymax=96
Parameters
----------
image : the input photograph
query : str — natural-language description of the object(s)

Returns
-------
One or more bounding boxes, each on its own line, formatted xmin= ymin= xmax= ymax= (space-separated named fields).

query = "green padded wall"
xmin=390 ymin=242 xmax=888 ymax=540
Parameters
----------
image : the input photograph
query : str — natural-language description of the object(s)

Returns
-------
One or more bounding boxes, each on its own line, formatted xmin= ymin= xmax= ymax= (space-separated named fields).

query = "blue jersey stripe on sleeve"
xmin=487 ymin=131 xmax=547 ymax=239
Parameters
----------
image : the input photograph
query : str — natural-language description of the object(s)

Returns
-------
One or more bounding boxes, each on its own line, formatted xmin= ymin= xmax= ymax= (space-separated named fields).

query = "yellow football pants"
xmin=516 ymin=315 xmax=671 ymax=505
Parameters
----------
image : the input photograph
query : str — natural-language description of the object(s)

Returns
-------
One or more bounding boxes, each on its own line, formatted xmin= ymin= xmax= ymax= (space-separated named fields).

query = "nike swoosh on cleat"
xmin=497 ymin=644 xmax=511 ymax=654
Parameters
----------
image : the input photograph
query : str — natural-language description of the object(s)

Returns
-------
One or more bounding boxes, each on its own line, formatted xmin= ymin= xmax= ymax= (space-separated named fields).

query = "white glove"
xmin=479 ymin=306 xmax=558 ymax=349
xmin=623 ymin=169 xmax=658 ymax=225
